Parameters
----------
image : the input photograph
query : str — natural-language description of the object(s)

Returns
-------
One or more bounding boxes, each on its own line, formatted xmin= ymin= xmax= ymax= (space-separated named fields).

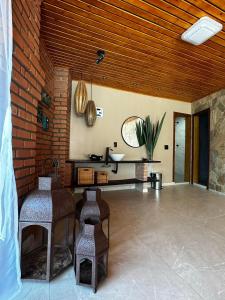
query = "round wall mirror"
xmin=121 ymin=116 xmax=143 ymax=148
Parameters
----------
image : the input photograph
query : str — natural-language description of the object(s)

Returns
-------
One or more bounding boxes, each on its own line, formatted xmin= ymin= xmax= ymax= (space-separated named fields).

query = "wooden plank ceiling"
xmin=41 ymin=0 xmax=225 ymax=102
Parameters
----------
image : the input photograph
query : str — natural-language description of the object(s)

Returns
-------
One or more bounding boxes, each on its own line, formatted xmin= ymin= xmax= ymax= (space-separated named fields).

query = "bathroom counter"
xmin=66 ymin=159 xmax=161 ymax=189
xmin=67 ymin=159 xmax=161 ymax=164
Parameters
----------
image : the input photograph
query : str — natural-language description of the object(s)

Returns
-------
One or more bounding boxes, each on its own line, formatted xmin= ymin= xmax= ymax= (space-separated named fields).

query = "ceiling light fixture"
xmin=96 ymin=50 xmax=105 ymax=64
xmin=181 ymin=16 xmax=223 ymax=45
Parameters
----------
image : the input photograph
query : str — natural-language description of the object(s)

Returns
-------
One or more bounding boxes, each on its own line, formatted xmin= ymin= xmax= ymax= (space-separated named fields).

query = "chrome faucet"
xmin=105 ymin=147 xmax=113 ymax=165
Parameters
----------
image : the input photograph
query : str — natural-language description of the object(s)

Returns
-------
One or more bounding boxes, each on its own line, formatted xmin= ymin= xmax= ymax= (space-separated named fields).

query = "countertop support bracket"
xmin=112 ymin=162 xmax=118 ymax=174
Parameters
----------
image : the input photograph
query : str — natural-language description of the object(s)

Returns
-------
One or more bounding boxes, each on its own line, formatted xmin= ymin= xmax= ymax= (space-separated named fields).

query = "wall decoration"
xmin=121 ymin=116 xmax=143 ymax=148
xmin=42 ymin=115 xmax=49 ymax=131
xmin=37 ymin=105 xmax=49 ymax=131
xmin=136 ymin=113 xmax=166 ymax=160
xmin=85 ymin=100 xmax=97 ymax=127
xmin=85 ymin=81 xmax=96 ymax=127
xmin=37 ymin=106 xmax=43 ymax=123
xmin=41 ymin=90 xmax=51 ymax=106
xmin=74 ymin=80 xmax=88 ymax=116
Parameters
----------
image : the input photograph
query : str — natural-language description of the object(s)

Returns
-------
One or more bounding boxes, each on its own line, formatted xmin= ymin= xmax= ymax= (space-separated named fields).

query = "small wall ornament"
xmin=41 ymin=90 xmax=51 ymax=106
xmin=37 ymin=106 xmax=49 ymax=131
xmin=74 ymin=80 xmax=88 ymax=116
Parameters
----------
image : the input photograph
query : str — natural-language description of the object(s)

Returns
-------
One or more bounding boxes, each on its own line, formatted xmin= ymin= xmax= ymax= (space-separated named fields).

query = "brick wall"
xmin=11 ymin=0 xmax=56 ymax=203
xmin=53 ymin=68 xmax=72 ymax=186
xmin=36 ymin=41 xmax=55 ymax=177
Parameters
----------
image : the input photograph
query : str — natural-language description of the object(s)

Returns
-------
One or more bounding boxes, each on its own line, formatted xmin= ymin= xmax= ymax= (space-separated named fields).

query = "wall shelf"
xmin=67 ymin=159 xmax=161 ymax=164
xmin=74 ymin=177 xmax=158 ymax=188
xmin=66 ymin=160 xmax=161 ymax=189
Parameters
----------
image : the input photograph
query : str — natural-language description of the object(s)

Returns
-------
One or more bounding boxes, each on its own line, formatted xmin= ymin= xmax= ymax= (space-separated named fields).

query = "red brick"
xmin=13 ymin=159 xmax=24 ymax=169
xmin=23 ymin=158 xmax=35 ymax=167
xmin=12 ymin=104 xmax=18 ymax=116
xmin=13 ymin=138 xmax=24 ymax=148
xmin=16 ymin=149 xmax=36 ymax=158
xmin=13 ymin=127 xmax=31 ymax=139
xmin=15 ymin=168 xmax=30 ymax=179
xmin=14 ymin=46 xmax=30 ymax=68
xmin=19 ymin=88 xmax=33 ymax=103
xmin=12 ymin=0 xmax=70 ymax=199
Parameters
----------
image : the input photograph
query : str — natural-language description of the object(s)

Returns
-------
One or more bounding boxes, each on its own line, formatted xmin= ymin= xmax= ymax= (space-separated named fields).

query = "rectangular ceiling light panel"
xmin=181 ymin=16 xmax=223 ymax=45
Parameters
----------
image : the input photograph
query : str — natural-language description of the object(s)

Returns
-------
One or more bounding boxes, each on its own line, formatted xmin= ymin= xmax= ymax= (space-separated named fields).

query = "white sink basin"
xmin=110 ymin=153 xmax=125 ymax=161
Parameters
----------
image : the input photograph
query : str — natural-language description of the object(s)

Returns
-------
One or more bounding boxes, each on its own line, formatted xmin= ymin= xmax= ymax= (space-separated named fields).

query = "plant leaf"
xmin=153 ymin=112 xmax=166 ymax=150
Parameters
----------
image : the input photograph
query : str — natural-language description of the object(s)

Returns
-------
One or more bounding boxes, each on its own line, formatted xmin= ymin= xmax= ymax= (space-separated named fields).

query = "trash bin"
xmin=150 ymin=172 xmax=162 ymax=190
xmin=150 ymin=173 xmax=155 ymax=188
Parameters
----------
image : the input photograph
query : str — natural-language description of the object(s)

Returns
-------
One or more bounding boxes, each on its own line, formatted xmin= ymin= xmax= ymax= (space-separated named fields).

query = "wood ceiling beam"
xmin=46 ymin=45 xmax=220 ymax=90
xmin=41 ymin=25 xmax=225 ymax=83
xmin=51 ymin=54 xmax=210 ymax=94
xmin=41 ymin=7 xmax=225 ymax=65
xmin=117 ymin=0 xmax=225 ymax=41
xmin=184 ymin=0 xmax=225 ymax=23
xmin=69 ymin=70 xmax=215 ymax=101
xmin=206 ymin=1 xmax=225 ymax=10
xmin=44 ymin=0 xmax=225 ymax=48
xmin=41 ymin=32 xmax=225 ymax=90
xmin=53 ymin=58 xmax=221 ymax=102
xmin=41 ymin=0 xmax=225 ymax=102
xmin=73 ymin=0 xmax=225 ymax=44
xmin=160 ymin=0 xmax=225 ymax=49
xmin=48 ymin=49 xmax=220 ymax=93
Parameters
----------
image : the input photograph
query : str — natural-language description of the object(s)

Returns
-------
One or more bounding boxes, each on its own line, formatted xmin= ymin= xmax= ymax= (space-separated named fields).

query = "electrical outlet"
xmin=164 ymin=145 xmax=169 ymax=150
xmin=114 ymin=142 xmax=117 ymax=148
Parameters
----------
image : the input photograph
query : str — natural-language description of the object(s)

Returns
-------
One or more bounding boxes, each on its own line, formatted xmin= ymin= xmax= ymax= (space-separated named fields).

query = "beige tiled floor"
xmin=14 ymin=185 xmax=225 ymax=300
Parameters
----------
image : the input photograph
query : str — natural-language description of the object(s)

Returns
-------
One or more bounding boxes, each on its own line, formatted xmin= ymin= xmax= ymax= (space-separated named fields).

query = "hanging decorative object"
xmin=85 ymin=81 xmax=97 ymax=127
xmin=74 ymin=80 xmax=88 ymax=116
xmin=37 ymin=106 xmax=43 ymax=123
xmin=41 ymin=90 xmax=51 ymax=106
xmin=85 ymin=101 xmax=97 ymax=127
xmin=37 ymin=106 xmax=49 ymax=131
xmin=42 ymin=115 xmax=49 ymax=131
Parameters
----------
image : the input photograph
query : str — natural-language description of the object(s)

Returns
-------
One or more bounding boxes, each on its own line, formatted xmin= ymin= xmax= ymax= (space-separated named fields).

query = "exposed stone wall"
xmin=192 ymin=89 xmax=225 ymax=192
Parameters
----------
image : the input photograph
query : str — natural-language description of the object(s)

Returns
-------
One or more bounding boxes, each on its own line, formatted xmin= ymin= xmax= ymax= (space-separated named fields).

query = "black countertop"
xmin=66 ymin=159 xmax=161 ymax=164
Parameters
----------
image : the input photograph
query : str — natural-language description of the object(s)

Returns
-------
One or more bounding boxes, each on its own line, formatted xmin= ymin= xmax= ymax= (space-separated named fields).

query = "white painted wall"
xmin=70 ymin=81 xmax=191 ymax=183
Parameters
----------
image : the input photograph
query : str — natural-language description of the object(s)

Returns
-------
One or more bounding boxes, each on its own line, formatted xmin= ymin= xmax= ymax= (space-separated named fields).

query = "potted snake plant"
xmin=136 ymin=113 xmax=166 ymax=160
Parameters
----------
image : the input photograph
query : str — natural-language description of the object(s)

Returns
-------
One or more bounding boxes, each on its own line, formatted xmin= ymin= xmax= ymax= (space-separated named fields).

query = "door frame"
xmin=173 ymin=112 xmax=192 ymax=183
xmin=191 ymin=108 xmax=210 ymax=189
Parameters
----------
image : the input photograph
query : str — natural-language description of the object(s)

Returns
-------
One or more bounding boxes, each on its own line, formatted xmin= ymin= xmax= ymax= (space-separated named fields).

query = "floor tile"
xmin=14 ymin=186 xmax=225 ymax=300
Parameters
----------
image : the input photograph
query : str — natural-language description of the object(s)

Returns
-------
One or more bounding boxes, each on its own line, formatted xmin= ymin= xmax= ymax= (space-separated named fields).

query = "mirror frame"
xmin=121 ymin=116 xmax=144 ymax=148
